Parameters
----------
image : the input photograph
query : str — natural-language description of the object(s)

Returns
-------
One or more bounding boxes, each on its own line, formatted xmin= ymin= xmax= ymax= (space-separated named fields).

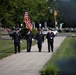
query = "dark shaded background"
xmin=57 ymin=0 xmax=76 ymax=27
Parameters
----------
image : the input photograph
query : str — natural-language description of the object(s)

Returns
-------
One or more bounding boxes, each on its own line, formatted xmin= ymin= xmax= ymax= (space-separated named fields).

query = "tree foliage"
xmin=0 ymin=0 xmax=57 ymax=28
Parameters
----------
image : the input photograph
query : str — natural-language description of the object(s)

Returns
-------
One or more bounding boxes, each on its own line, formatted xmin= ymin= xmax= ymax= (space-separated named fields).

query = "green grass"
xmin=0 ymin=39 xmax=36 ymax=59
xmin=41 ymin=37 xmax=76 ymax=74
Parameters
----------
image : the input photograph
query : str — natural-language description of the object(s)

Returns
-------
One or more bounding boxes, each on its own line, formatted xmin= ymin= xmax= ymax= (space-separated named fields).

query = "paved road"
xmin=57 ymin=33 xmax=76 ymax=37
xmin=0 ymin=36 xmax=66 ymax=75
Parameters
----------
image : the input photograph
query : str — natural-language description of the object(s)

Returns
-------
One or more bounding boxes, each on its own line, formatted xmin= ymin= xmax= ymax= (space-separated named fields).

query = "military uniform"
xmin=26 ymin=31 xmax=33 ymax=52
xmin=36 ymin=30 xmax=44 ymax=52
xmin=46 ymin=30 xmax=55 ymax=52
xmin=12 ymin=30 xmax=22 ymax=54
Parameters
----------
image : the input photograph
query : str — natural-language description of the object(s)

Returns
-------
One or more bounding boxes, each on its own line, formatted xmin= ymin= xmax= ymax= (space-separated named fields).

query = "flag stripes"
xmin=24 ymin=11 xmax=32 ymax=31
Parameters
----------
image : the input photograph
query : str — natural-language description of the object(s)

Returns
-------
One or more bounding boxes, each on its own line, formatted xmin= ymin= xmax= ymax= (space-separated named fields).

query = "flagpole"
xmin=53 ymin=0 xmax=57 ymax=30
xmin=54 ymin=10 xmax=57 ymax=30
xmin=54 ymin=15 xmax=56 ymax=29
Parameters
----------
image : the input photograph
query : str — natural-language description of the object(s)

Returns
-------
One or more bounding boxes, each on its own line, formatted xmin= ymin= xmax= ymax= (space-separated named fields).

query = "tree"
xmin=0 ymin=0 xmax=58 ymax=29
xmin=0 ymin=0 xmax=26 ymax=28
xmin=0 ymin=23 xmax=1 ymax=39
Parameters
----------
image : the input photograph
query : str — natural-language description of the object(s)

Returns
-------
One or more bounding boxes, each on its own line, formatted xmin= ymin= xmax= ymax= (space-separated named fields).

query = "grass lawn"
xmin=41 ymin=37 xmax=76 ymax=75
xmin=0 ymin=39 xmax=36 ymax=59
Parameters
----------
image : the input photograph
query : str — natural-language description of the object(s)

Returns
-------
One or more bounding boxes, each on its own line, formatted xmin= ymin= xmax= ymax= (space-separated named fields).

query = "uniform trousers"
xmin=27 ymin=40 xmax=32 ymax=52
xmin=37 ymin=42 xmax=42 ymax=52
xmin=48 ymin=42 xmax=53 ymax=52
xmin=14 ymin=43 xmax=20 ymax=53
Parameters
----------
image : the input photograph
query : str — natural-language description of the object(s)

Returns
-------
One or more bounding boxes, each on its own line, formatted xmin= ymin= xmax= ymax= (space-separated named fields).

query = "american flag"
xmin=24 ymin=11 xmax=32 ymax=31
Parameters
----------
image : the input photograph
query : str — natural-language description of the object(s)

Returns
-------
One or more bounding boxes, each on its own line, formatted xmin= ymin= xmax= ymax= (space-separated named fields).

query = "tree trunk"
xmin=0 ymin=23 xmax=2 ymax=39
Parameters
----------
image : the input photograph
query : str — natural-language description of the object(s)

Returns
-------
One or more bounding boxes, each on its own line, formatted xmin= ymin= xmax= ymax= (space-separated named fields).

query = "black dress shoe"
xmin=51 ymin=50 xmax=53 ymax=52
xmin=15 ymin=52 xmax=17 ymax=54
xmin=39 ymin=50 xmax=41 ymax=52
xmin=27 ymin=51 xmax=30 ymax=52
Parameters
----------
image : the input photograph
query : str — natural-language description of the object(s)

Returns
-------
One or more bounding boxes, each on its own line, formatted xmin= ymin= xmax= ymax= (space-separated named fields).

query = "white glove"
xmin=20 ymin=41 xmax=22 ymax=43
xmin=32 ymin=39 xmax=34 ymax=41
xmin=36 ymin=40 xmax=38 ymax=43
xmin=12 ymin=40 xmax=14 ymax=43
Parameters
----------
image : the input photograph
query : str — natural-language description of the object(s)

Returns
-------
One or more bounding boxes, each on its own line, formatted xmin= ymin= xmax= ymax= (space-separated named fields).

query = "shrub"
xmin=21 ymin=28 xmax=38 ymax=39
xmin=40 ymin=66 xmax=57 ymax=75
xmin=21 ymin=27 xmax=28 ymax=39
xmin=32 ymin=28 xmax=38 ymax=39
